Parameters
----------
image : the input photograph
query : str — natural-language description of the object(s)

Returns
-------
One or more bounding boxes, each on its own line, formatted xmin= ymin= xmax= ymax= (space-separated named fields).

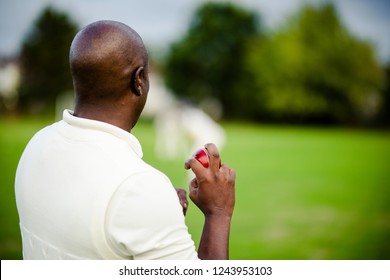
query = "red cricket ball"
xmin=193 ymin=149 xmax=209 ymax=168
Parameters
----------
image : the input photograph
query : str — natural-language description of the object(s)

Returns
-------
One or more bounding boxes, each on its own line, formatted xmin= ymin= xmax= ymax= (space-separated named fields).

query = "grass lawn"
xmin=1 ymin=117 xmax=389 ymax=259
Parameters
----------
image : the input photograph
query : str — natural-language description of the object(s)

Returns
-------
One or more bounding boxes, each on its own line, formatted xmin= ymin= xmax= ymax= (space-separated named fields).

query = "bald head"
xmin=70 ymin=20 xmax=148 ymax=98
xmin=69 ymin=20 xmax=149 ymax=131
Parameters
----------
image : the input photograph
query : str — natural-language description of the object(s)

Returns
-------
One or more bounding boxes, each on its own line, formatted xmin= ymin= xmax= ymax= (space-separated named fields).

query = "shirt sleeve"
xmin=105 ymin=170 xmax=199 ymax=260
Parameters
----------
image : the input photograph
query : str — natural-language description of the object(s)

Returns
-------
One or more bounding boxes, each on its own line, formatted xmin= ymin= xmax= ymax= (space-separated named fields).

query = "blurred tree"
xmin=164 ymin=2 xmax=263 ymax=119
xmin=248 ymin=3 xmax=384 ymax=124
xmin=18 ymin=6 xmax=78 ymax=114
xmin=377 ymin=64 xmax=390 ymax=126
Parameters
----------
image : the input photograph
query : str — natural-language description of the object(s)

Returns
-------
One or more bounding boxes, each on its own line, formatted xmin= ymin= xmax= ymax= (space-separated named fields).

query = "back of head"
xmin=69 ymin=20 xmax=148 ymax=105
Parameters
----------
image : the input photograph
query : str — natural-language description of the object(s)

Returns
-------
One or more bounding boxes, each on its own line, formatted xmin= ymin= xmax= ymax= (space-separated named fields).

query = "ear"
xmin=133 ymin=66 xmax=145 ymax=96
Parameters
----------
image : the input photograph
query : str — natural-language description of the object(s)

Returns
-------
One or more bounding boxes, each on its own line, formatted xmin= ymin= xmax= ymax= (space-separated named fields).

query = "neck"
xmin=73 ymin=103 xmax=135 ymax=132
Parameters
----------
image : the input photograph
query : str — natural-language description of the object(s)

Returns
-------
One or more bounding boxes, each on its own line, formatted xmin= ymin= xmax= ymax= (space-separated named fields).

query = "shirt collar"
xmin=62 ymin=109 xmax=143 ymax=158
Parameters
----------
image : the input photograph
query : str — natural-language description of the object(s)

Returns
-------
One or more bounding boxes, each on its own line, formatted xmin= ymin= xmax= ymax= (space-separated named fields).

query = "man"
xmin=15 ymin=20 xmax=236 ymax=260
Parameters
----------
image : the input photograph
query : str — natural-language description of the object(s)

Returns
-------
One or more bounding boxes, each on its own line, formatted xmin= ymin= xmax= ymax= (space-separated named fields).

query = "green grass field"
xmin=1 ymin=117 xmax=389 ymax=259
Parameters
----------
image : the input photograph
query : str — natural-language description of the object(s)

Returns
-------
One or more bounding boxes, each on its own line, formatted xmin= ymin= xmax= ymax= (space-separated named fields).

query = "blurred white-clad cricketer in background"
xmin=143 ymin=73 xmax=226 ymax=161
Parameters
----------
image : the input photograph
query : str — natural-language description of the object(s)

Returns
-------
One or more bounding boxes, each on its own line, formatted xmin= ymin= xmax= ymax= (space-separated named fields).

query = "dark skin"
xmin=70 ymin=20 xmax=149 ymax=132
xmin=69 ymin=20 xmax=236 ymax=260
xmin=185 ymin=143 xmax=235 ymax=259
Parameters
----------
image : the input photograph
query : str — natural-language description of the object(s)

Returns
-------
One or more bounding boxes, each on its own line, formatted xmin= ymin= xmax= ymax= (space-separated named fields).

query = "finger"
xmin=229 ymin=167 xmax=236 ymax=180
xmin=220 ymin=163 xmax=234 ymax=174
xmin=184 ymin=158 xmax=191 ymax=170
xmin=204 ymin=143 xmax=221 ymax=171
xmin=175 ymin=188 xmax=188 ymax=216
xmin=188 ymin=181 xmax=198 ymax=202
xmin=185 ymin=157 xmax=206 ymax=177
xmin=219 ymin=163 xmax=231 ymax=172
xmin=181 ymin=193 xmax=189 ymax=209
xmin=176 ymin=188 xmax=187 ymax=202
xmin=176 ymin=188 xmax=187 ymax=196
xmin=220 ymin=164 xmax=236 ymax=184
xmin=189 ymin=178 xmax=199 ymax=189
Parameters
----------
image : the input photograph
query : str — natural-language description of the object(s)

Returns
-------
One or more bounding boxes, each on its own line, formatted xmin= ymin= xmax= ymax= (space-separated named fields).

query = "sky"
xmin=0 ymin=0 xmax=389 ymax=64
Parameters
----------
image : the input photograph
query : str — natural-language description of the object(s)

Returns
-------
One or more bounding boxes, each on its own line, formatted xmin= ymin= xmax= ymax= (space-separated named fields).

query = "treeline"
xmin=1 ymin=3 xmax=389 ymax=126
xmin=164 ymin=2 xmax=389 ymax=126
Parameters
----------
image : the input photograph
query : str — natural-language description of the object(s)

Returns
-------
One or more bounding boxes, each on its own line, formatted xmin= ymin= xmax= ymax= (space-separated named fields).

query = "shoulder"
xmin=109 ymin=169 xmax=177 ymax=212
xmin=105 ymin=170 xmax=197 ymax=259
xmin=26 ymin=121 xmax=61 ymax=144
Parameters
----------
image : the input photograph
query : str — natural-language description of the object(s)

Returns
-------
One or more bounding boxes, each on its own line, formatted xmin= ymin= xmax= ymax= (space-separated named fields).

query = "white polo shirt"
xmin=15 ymin=110 xmax=198 ymax=260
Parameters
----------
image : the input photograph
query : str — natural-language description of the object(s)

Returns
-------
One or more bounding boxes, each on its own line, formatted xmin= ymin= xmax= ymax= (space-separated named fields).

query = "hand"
xmin=175 ymin=188 xmax=188 ymax=216
xmin=185 ymin=143 xmax=235 ymax=218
